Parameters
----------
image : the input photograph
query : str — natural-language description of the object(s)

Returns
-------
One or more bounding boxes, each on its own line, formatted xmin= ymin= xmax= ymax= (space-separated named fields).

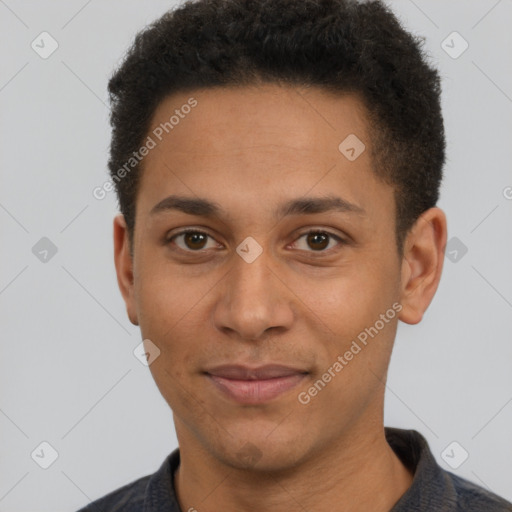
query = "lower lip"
xmin=207 ymin=374 xmax=307 ymax=404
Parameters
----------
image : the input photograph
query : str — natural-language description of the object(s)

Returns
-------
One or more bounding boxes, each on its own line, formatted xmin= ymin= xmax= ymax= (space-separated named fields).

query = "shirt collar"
xmin=386 ymin=427 xmax=458 ymax=511
xmin=142 ymin=427 xmax=454 ymax=511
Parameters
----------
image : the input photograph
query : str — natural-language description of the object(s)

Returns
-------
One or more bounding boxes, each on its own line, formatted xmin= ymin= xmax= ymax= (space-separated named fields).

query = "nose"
xmin=212 ymin=248 xmax=294 ymax=342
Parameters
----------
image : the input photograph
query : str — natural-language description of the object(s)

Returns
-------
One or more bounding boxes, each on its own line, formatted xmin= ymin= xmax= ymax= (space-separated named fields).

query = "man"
xmin=79 ymin=0 xmax=512 ymax=510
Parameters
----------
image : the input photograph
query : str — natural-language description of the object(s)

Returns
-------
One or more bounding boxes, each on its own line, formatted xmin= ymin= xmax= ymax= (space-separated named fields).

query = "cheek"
xmin=134 ymin=275 xmax=194 ymax=374
xmin=296 ymin=265 xmax=399 ymax=423
xmin=136 ymin=273 xmax=201 ymax=410
xmin=297 ymin=262 xmax=400 ymax=393
xmin=302 ymin=258 xmax=398 ymax=332
xmin=134 ymin=250 xmax=207 ymax=333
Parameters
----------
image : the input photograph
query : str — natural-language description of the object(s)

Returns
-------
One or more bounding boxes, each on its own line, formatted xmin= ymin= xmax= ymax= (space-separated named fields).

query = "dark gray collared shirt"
xmin=76 ymin=427 xmax=512 ymax=511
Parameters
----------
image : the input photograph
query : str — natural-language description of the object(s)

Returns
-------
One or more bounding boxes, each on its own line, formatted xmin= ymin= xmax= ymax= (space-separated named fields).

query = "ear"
xmin=113 ymin=214 xmax=139 ymax=326
xmin=398 ymin=207 xmax=447 ymax=325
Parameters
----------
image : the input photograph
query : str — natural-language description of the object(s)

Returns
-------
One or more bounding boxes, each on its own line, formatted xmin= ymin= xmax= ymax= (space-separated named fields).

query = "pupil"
xmin=186 ymin=232 xmax=206 ymax=249
xmin=308 ymin=233 xmax=328 ymax=250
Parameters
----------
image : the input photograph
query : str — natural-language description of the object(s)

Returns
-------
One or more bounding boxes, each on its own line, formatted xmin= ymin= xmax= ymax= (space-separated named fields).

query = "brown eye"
xmin=183 ymin=232 xmax=208 ymax=250
xmin=293 ymin=230 xmax=343 ymax=253
xmin=306 ymin=232 xmax=329 ymax=251
xmin=169 ymin=230 xmax=217 ymax=251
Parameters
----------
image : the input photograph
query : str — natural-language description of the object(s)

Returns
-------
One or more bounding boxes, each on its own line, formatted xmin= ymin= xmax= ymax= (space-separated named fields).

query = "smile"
xmin=205 ymin=364 xmax=308 ymax=404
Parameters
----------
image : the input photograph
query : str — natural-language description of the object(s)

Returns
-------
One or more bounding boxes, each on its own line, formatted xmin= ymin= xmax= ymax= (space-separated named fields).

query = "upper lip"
xmin=205 ymin=364 xmax=308 ymax=380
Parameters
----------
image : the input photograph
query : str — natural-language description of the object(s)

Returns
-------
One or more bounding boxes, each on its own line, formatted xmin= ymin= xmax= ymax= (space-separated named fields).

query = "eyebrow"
xmin=150 ymin=194 xmax=366 ymax=219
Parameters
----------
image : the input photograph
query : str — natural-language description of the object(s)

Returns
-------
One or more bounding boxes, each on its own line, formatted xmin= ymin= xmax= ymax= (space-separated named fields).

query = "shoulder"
xmin=75 ymin=473 xmax=150 ymax=512
xmin=74 ymin=449 xmax=180 ymax=512
xmin=385 ymin=427 xmax=512 ymax=512
xmin=447 ymin=471 xmax=512 ymax=511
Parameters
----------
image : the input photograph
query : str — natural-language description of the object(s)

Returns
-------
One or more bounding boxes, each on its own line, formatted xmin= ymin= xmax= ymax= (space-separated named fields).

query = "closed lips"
xmin=205 ymin=364 xmax=308 ymax=380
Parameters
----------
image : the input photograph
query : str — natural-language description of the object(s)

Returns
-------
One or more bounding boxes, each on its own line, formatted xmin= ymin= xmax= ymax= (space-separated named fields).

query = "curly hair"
xmin=107 ymin=0 xmax=445 ymax=255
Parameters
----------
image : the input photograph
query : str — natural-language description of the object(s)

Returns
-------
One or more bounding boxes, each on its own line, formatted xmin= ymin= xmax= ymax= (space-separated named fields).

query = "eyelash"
xmin=166 ymin=228 xmax=345 ymax=255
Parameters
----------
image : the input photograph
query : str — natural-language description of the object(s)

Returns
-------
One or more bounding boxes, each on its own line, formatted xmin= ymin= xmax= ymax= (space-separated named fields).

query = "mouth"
xmin=204 ymin=364 xmax=309 ymax=404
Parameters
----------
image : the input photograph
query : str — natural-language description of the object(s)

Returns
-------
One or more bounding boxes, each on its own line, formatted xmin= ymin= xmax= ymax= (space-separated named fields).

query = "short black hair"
xmin=107 ymin=0 xmax=445 ymax=256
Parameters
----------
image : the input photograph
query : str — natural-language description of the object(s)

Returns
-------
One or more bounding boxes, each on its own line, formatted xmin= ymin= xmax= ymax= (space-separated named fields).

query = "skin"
xmin=113 ymin=84 xmax=447 ymax=511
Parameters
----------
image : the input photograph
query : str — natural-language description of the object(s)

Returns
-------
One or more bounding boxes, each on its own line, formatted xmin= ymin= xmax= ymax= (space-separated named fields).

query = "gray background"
xmin=1 ymin=0 xmax=511 ymax=510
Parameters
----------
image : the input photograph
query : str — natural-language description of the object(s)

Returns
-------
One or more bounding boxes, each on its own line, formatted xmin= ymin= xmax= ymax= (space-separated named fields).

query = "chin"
xmin=210 ymin=427 xmax=310 ymax=473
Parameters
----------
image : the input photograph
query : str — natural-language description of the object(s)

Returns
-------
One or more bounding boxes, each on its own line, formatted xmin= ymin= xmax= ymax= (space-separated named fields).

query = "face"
xmin=114 ymin=84 xmax=440 ymax=472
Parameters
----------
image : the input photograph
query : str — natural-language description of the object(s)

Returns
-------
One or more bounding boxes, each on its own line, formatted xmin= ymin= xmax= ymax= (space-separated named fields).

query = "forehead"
xmin=148 ymin=84 xmax=370 ymax=157
xmin=135 ymin=84 xmax=392 ymax=225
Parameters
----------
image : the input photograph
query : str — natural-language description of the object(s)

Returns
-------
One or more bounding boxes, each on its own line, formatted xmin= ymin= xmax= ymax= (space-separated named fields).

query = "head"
xmin=111 ymin=0 xmax=447 ymax=472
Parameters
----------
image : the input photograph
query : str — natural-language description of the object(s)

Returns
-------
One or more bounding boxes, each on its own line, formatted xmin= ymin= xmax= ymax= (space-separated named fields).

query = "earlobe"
xmin=113 ymin=214 xmax=139 ymax=326
xmin=398 ymin=207 xmax=447 ymax=325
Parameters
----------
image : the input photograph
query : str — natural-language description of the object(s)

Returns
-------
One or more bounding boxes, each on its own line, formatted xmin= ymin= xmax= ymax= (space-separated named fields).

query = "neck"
xmin=174 ymin=420 xmax=413 ymax=512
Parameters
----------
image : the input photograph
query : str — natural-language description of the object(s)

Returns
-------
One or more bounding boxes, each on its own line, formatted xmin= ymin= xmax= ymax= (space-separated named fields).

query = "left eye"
xmin=291 ymin=230 xmax=343 ymax=252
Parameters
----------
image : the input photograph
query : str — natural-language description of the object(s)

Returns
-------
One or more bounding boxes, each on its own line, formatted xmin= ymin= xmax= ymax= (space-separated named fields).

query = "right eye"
xmin=166 ymin=229 xmax=221 ymax=252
